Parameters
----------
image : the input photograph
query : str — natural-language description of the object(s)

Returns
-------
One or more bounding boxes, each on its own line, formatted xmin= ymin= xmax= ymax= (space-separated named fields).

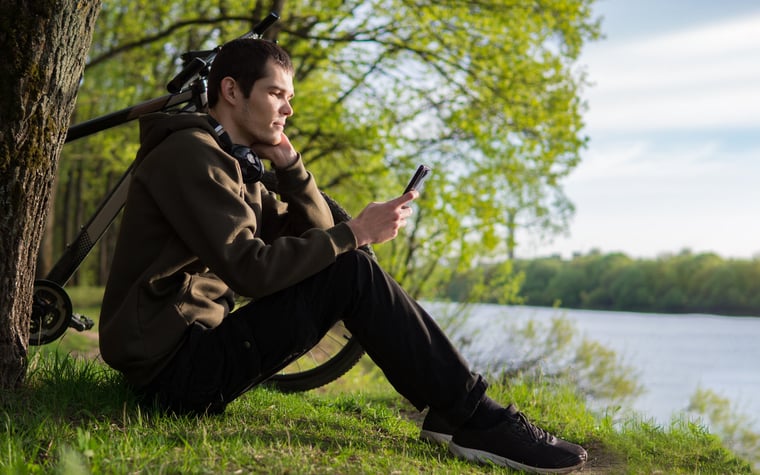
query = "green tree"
xmin=545 ymin=264 xmax=587 ymax=307
xmin=515 ymin=256 xmax=564 ymax=306
xmin=510 ymin=250 xmax=760 ymax=316
xmin=678 ymin=252 xmax=723 ymax=310
xmin=582 ymin=252 xmax=632 ymax=309
xmin=47 ymin=0 xmax=600 ymax=297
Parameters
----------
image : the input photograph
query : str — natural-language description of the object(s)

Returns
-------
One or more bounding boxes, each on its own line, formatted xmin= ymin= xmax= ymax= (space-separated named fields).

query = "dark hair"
xmin=207 ymin=38 xmax=293 ymax=108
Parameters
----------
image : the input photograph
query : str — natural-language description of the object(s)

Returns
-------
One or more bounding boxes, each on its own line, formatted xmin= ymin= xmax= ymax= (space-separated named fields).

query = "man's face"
xmin=233 ymin=60 xmax=294 ymax=146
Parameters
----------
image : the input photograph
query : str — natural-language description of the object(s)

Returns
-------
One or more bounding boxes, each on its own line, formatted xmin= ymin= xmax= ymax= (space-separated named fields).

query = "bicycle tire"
xmin=29 ymin=280 xmax=73 ymax=345
xmin=259 ymin=171 xmax=367 ymax=392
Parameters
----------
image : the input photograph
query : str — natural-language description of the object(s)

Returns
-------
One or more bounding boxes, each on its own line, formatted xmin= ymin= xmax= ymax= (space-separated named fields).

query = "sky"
xmin=520 ymin=0 xmax=760 ymax=260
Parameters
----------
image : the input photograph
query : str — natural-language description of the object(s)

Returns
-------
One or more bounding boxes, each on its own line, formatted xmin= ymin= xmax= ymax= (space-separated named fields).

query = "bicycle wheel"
xmin=260 ymin=172 xmax=367 ymax=392
xmin=29 ymin=280 xmax=73 ymax=345
xmin=266 ymin=321 xmax=366 ymax=392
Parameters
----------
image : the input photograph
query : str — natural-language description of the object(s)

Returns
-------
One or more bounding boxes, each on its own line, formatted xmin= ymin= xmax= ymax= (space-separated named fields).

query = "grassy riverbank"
xmin=10 ymin=286 xmax=754 ymax=473
xmin=1 ymin=349 xmax=753 ymax=474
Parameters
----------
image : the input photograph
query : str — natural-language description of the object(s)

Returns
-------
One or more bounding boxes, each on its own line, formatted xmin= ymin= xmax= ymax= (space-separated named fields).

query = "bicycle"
xmin=29 ymin=12 xmax=365 ymax=393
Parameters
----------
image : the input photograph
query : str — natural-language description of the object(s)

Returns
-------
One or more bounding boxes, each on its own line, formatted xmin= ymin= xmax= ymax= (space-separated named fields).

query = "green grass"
xmin=14 ymin=286 xmax=756 ymax=474
xmin=1 ymin=351 xmax=754 ymax=474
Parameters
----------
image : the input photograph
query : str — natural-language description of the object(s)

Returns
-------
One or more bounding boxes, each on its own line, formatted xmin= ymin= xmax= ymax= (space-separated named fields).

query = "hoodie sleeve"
xmin=136 ymin=127 xmax=357 ymax=300
xmin=255 ymin=154 xmax=336 ymax=242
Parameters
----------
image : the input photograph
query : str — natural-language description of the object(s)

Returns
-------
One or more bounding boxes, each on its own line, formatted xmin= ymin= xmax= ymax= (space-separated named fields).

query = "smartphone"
xmin=403 ymin=164 xmax=432 ymax=194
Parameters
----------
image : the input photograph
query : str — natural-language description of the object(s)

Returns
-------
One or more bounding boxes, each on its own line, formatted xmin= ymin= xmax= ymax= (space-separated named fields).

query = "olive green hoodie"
xmin=99 ymin=112 xmax=357 ymax=387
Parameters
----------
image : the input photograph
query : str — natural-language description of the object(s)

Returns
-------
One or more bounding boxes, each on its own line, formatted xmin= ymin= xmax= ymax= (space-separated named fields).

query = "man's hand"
xmin=347 ymin=191 xmax=419 ymax=247
xmin=250 ymin=133 xmax=298 ymax=169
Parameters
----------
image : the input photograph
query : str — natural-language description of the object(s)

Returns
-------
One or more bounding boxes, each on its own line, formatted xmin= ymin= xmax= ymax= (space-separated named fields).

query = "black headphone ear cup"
xmin=230 ymin=145 xmax=264 ymax=183
xmin=204 ymin=115 xmax=263 ymax=183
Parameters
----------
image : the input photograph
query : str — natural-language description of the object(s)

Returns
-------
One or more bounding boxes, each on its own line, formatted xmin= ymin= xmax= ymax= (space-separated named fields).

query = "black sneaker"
xmin=449 ymin=404 xmax=587 ymax=474
xmin=419 ymin=410 xmax=455 ymax=445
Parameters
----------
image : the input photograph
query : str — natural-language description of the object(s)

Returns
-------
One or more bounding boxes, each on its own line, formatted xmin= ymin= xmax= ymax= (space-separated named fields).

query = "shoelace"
xmin=512 ymin=410 xmax=551 ymax=443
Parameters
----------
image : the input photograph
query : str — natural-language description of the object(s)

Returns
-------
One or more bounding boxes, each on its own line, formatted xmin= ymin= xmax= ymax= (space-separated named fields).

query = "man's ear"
xmin=219 ymin=77 xmax=239 ymax=105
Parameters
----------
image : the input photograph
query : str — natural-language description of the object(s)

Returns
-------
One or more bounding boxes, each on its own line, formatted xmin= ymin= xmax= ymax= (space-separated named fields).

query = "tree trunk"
xmin=0 ymin=0 xmax=101 ymax=388
xmin=506 ymin=209 xmax=517 ymax=261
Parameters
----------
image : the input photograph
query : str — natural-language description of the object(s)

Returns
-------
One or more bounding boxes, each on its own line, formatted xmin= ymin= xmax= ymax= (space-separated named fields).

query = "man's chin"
xmin=251 ymin=133 xmax=282 ymax=147
xmin=265 ymin=131 xmax=283 ymax=145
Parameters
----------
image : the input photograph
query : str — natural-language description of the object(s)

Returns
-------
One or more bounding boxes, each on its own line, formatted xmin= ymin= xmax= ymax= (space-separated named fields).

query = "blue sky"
xmin=520 ymin=0 xmax=760 ymax=259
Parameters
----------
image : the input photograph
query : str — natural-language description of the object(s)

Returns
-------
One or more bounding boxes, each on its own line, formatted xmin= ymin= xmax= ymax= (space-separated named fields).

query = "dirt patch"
xmin=579 ymin=440 xmax=626 ymax=474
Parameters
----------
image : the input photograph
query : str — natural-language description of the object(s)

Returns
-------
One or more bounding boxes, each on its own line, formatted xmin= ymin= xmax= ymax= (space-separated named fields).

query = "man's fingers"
xmin=393 ymin=190 xmax=418 ymax=206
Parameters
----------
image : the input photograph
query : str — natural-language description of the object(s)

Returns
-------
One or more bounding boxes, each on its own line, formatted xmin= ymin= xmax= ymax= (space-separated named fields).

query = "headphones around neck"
xmin=206 ymin=116 xmax=264 ymax=183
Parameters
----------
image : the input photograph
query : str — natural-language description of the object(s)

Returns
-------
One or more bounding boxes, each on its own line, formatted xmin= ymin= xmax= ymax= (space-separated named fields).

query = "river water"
xmin=424 ymin=302 xmax=760 ymax=432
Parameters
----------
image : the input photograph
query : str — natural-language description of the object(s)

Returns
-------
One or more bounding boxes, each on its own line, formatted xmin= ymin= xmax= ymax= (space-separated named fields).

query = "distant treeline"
xmin=445 ymin=250 xmax=760 ymax=317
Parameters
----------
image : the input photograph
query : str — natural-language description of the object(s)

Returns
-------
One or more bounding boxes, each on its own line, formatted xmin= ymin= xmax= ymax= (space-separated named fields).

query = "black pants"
xmin=141 ymin=250 xmax=487 ymax=426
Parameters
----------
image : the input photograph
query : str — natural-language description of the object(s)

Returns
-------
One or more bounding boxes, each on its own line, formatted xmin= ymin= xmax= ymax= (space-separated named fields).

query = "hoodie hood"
xmin=136 ymin=112 xmax=218 ymax=163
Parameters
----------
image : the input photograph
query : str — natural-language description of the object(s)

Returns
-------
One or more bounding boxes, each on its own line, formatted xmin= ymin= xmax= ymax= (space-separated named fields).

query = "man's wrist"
xmin=346 ymin=220 xmax=368 ymax=248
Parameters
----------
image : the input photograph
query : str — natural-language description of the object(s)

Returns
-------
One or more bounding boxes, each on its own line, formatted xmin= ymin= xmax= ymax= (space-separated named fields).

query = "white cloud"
xmin=630 ymin=12 xmax=760 ymax=58
xmin=581 ymin=12 xmax=760 ymax=132
xmin=570 ymin=140 xmax=727 ymax=183
xmin=586 ymin=85 xmax=760 ymax=130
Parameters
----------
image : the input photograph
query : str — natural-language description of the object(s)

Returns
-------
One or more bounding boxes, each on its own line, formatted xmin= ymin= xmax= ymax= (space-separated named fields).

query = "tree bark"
xmin=0 ymin=0 xmax=101 ymax=388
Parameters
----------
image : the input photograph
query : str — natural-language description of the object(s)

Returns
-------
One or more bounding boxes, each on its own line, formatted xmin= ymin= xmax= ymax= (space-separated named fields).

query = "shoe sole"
xmin=449 ymin=441 xmax=585 ymax=474
xmin=419 ymin=429 xmax=453 ymax=445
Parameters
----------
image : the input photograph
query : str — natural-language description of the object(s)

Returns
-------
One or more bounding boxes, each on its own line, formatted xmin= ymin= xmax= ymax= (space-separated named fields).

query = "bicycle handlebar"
xmin=166 ymin=11 xmax=280 ymax=93
xmin=245 ymin=11 xmax=280 ymax=38
xmin=166 ymin=55 xmax=215 ymax=93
